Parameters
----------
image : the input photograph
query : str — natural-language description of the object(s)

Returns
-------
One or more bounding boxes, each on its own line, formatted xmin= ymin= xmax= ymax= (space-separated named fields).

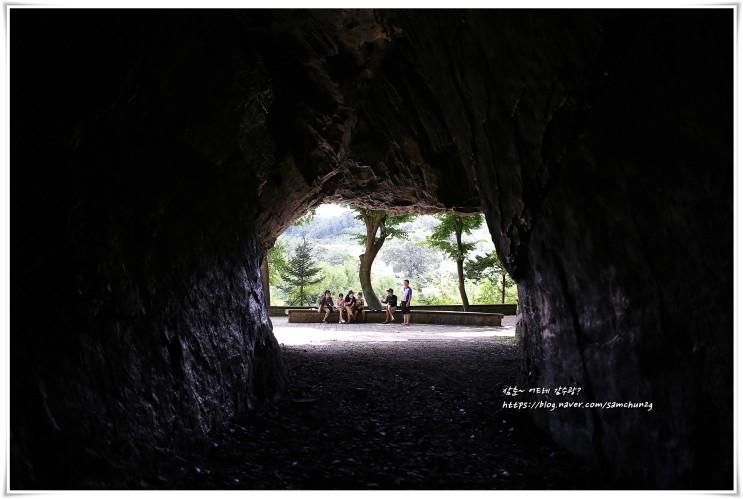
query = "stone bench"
xmin=287 ymin=308 xmax=503 ymax=326
xmin=286 ymin=309 xmax=361 ymax=323
xmin=283 ymin=308 xmax=313 ymax=315
xmin=271 ymin=304 xmax=517 ymax=317
xmin=363 ymin=310 xmax=503 ymax=326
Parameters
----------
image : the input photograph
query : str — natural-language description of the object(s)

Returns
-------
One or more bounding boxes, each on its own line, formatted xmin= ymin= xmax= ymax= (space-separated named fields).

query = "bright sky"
xmin=315 ymin=203 xmax=350 ymax=217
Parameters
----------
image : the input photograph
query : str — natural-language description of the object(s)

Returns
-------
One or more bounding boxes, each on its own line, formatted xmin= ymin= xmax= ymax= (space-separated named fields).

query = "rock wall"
xmin=10 ymin=12 xmax=290 ymax=487
xmin=359 ymin=10 xmax=732 ymax=487
xmin=11 ymin=9 xmax=732 ymax=488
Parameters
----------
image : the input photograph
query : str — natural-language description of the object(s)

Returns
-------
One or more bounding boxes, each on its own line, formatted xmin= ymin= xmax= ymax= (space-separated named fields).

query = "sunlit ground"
xmin=271 ymin=315 xmax=518 ymax=346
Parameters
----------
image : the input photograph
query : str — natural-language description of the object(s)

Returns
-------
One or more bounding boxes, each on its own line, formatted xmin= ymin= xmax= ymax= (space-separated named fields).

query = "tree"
xmin=260 ymin=239 xmax=290 ymax=306
xmin=267 ymin=239 xmax=289 ymax=285
xmin=260 ymin=255 xmax=271 ymax=306
xmin=465 ymin=251 xmax=515 ymax=304
xmin=262 ymin=209 xmax=316 ymax=306
xmin=426 ymin=213 xmax=483 ymax=310
xmin=318 ymin=256 xmax=359 ymax=298
xmin=352 ymin=208 xmax=415 ymax=309
xmin=279 ymin=237 xmax=324 ymax=306
xmin=291 ymin=207 xmax=317 ymax=227
xmin=380 ymin=240 xmax=440 ymax=279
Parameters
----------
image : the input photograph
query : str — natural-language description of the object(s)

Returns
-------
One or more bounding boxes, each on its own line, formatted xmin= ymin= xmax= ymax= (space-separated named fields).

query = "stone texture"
xmin=11 ymin=9 xmax=732 ymax=489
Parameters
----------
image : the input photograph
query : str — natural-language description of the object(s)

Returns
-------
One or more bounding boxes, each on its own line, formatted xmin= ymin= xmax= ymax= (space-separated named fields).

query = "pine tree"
xmin=263 ymin=208 xmax=315 ymax=306
xmin=279 ymin=237 xmax=324 ymax=306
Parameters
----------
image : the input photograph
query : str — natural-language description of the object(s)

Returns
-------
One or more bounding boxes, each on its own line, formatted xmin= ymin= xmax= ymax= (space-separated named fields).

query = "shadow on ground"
xmin=148 ymin=319 xmax=607 ymax=489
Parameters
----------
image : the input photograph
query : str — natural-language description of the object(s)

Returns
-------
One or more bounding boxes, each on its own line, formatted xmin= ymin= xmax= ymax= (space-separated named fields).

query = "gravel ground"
xmin=157 ymin=317 xmax=603 ymax=489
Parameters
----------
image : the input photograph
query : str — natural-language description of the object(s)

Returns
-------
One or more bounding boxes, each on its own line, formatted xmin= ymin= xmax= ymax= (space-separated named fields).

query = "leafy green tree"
xmin=352 ymin=208 xmax=415 ymax=309
xmin=267 ymin=239 xmax=288 ymax=286
xmin=318 ymin=256 xmax=359 ymax=297
xmin=465 ymin=251 xmax=515 ymax=304
xmin=416 ymin=267 xmax=461 ymax=305
xmin=279 ymin=237 xmax=324 ymax=306
xmin=292 ymin=207 xmax=317 ymax=227
xmin=380 ymin=240 xmax=440 ymax=279
xmin=474 ymin=279 xmax=518 ymax=305
xmin=260 ymin=239 xmax=289 ymax=306
xmin=426 ymin=213 xmax=483 ymax=310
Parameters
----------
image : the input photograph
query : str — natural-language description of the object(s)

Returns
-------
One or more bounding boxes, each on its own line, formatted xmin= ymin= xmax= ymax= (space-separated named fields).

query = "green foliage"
xmin=415 ymin=268 xmax=461 ymax=304
xmin=465 ymin=251 xmax=516 ymax=304
xmin=371 ymin=274 xmax=397 ymax=299
xmin=352 ymin=208 xmax=416 ymax=247
xmin=353 ymin=208 xmax=418 ymax=309
xmin=475 ymin=279 xmax=519 ymax=304
xmin=292 ymin=207 xmax=317 ymax=227
xmin=267 ymin=240 xmax=288 ymax=287
xmin=278 ymin=237 xmax=324 ymax=306
xmin=465 ymin=251 xmax=506 ymax=282
xmin=317 ymin=257 xmax=360 ymax=296
xmin=380 ymin=240 xmax=440 ymax=279
xmin=271 ymin=204 xmax=518 ymax=305
xmin=426 ymin=213 xmax=483 ymax=261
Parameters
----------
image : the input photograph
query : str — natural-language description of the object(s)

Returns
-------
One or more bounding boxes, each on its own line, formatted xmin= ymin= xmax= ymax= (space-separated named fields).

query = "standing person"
xmin=344 ymin=290 xmax=357 ymax=323
xmin=317 ymin=290 xmax=334 ymax=323
xmin=380 ymin=288 xmax=397 ymax=324
xmin=336 ymin=293 xmax=347 ymax=324
xmin=401 ymin=279 xmax=413 ymax=326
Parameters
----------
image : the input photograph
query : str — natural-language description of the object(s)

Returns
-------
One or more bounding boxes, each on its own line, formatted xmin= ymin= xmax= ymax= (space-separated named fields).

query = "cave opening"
xmin=264 ymin=201 xmax=518 ymax=336
xmin=9 ymin=8 xmax=733 ymax=491
xmin=264 ymin=202 xmax=515 ymax=309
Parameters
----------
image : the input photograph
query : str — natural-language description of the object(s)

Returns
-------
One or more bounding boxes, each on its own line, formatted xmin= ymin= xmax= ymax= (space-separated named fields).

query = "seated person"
xmin=336 ymin=293 xmax=347 ymax=323
xmin=350 ymin=292 xmax=365 ymax=321
xmin=380 ymin=288 xmax=398 ymax=324
xmin=316 ymin=290 xmax=334 ymax=323
xmin=344 ymin=290 xmax=357 ymax=323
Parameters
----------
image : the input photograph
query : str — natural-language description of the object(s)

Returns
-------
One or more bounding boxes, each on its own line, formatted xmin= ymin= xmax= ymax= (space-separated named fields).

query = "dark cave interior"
xmin=10 ymin=8 xmax=733 ymax=489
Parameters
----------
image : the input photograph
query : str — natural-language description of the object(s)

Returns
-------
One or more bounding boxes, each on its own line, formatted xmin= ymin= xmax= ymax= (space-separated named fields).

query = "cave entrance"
xmin=238 ymin=202 xmax=563 ymax=489
xmin=265 ymin=203 xmax=516 ymax=308
xmin=227 ymin=198 xmax=571 ymax=489
xmin=260 ymin=202 xmax=518 ymax=346
xmin=8 ymin=8 xmax=733 ymax=490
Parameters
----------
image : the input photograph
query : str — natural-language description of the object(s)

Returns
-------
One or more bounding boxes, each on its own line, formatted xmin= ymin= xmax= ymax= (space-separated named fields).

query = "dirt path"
xmin=161 ymin=318 xmax=602 ymax=489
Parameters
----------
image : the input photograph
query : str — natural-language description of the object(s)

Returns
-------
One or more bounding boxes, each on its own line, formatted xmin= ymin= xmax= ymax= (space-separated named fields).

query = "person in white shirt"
xmin=336 ymin=293 xmax=347 ymax=323
xmin=401 ymin=279 xmax=413 ymax=326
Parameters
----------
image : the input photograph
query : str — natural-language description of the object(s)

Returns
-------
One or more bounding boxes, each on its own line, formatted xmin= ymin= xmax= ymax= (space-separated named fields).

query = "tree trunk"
xmin=457 ymin=258 xmax=469 ymax=311
xmin=454 ymin=217 xmax=469 ymax=311
xmin=358 ymin=211 xmax=385 ymax=309
xmin=501 ymin=272 xmax=506 ymax=304
xmin=359 ymin=252 xmax=381 ymax=309
xmin=260 ymin=254 xmax=270 ymax=307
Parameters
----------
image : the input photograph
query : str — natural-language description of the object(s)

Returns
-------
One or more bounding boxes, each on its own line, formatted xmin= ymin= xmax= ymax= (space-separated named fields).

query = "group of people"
xmin=316 ymin=279 xmax=414 ymax=326
xmin=316 ymin=290 xmax=366 ymax=323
